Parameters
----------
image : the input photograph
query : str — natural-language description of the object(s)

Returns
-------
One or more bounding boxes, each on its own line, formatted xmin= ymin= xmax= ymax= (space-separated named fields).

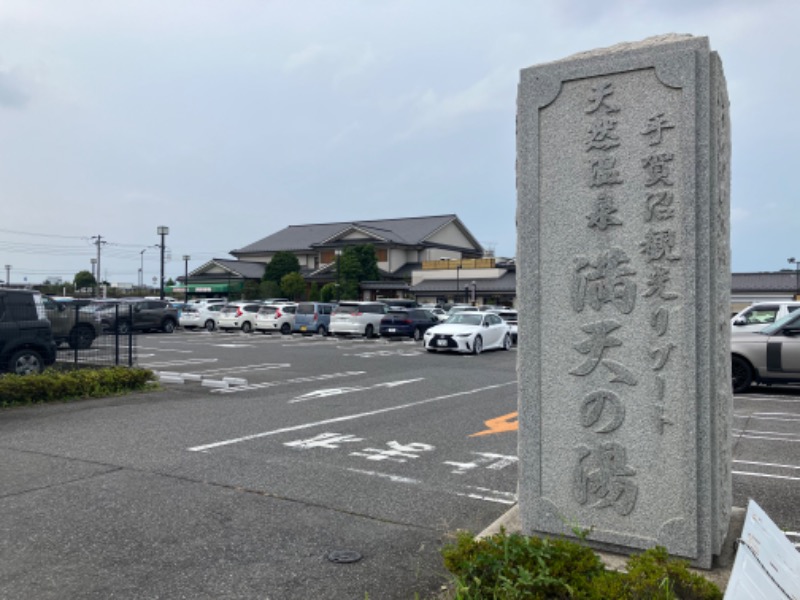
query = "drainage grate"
xmin=326 ymin=550 xmax=363 ymax=564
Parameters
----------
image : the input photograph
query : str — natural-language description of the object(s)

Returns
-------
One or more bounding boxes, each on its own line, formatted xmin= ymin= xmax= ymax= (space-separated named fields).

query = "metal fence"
xmin=52 ymin=303 xmax=139 ymax=369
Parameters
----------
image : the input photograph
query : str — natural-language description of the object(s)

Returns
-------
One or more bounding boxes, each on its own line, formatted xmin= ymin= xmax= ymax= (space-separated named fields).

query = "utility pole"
xmin=91 ymin=235 xmax=106 ymax=296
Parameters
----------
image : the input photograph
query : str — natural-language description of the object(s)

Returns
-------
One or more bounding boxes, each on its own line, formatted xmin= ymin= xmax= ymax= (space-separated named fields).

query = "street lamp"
xmin=182 ymin=255 xmax=191 ymax=301
xmin=455 ymin=262 xmax=462 ymax=303
xmin=4 ymin=265 xmax=10 ymax=288
xmin=788 ymin=257 xmax=799 ymax=300
xmin=139 ymin=249 xmax=147 ymax=289
xmin=470 ymin=280 xmax=477 ymax=306
xmin=157 ymin=226 xmax=169 ymax=300
xmin=335 ymin=248 xmax=342 ymax=302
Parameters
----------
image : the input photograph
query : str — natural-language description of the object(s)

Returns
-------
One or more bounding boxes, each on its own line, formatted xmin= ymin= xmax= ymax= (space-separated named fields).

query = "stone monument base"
xmin=477 ymin=505 xmax=745 ymax=591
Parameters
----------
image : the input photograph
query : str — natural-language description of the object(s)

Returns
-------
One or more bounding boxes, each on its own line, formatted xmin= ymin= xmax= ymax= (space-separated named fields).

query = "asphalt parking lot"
xmin=2 ymin=329 xmax=520 ymax=599
xmin=2 ymin=328 xmax=798 ymax=598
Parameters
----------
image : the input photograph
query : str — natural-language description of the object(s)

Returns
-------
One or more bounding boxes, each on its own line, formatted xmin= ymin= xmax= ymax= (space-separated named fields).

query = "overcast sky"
xmin=1 ymin=0 xmax=797 ymax=285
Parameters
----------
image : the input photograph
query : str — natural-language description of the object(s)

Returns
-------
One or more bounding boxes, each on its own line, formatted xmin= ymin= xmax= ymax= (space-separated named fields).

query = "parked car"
xmin=489 ymin=309 xmax=518 ymax=343
xmin=379 ymin=308 xmax=441 ymax=341
xmin=330 ymin=301 xmax=387 ymax=338
xmin=217 ymin=301 xmax=264 ymax=333
xmin=293 ymin=302 xmax=336 ymax=336
xmin=98 ymin=299 xmax=179 ymax=334
xmin=423 ymin=311 xmax=512 ymax=354
xmin=447 ymin=305 xmax=479 ymax=316
xmin=42 ymin=295 xmax=102 ymax=349
xmin=732 ymin=309 xmax=800 ymax=393
xmin=254 ymin=303 xmax=297 ymax=335
xmin=180 ymin=303 xmax=224 ymax=331
xmin=0 ymin=289 xmax=58 ymax=374
xmin=428 ymin=307 xmax=449 ymax=322
xmin=377 ymin=298 xmax=419 ymax=309
xmin=730 ymin=301 xmax=800 ymax=333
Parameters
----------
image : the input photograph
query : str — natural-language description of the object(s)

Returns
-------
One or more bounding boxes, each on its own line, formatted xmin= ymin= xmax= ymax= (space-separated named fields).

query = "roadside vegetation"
xmin=0 ymin=367 xmax=156 ymax=407
xmin=441 ymin=529 xmax=722 ymax=599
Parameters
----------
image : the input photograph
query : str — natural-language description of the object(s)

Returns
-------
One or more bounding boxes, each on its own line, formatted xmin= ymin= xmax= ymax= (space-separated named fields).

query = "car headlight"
xmin=456 ymin=333 xmax=472 ymax=337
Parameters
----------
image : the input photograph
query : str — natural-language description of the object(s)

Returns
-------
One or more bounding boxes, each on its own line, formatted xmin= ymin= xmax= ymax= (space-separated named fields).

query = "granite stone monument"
xmin=516 ymin=34 xmax=731 ymax=568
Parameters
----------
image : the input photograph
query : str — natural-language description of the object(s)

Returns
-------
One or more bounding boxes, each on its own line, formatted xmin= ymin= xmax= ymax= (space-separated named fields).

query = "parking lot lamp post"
xmin=139 ymin=249 xmax=147 ymax=289
xmin=789 ymin=257 xmax=800 ymax=300
xmin=157 ymin=226 xmax=169 ymax=300
xmin=182 ymin=255 xmax=191 ymax=301
xmin=455 ymin=263 xmax=461 ymax=303
xmin=335 ymin=248 xmax=342 ymax=302
xmin=470 ymin=280 xmax=477 ymax=306
xmin=4 ymin=265 xmax=10 ymax=288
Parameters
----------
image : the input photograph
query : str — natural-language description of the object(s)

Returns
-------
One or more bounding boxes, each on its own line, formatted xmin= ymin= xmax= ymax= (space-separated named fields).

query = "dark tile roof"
xmin=231 ymin=215 xmax=482 ymax=255
xmin=190 ymin=258 xmax=266 ymax=280
xmin=410 ymin=271 xmax=517 ymax=294
xmin=732 ymin=272 xmax=798 ymax=293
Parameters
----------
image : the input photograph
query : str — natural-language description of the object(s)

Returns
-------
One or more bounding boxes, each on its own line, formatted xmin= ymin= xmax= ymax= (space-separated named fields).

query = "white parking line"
xmin=734 ymin=459 xmax=800 ymax=471
xmin=187 ymin=381 xmax=517 ymax=452
xmin=733 ymin=470 xmax=800 ymax=482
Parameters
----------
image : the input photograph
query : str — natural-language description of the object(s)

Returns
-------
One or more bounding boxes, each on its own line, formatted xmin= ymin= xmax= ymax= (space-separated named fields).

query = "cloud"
xmin=395 ymin=67 xmax=514 ymax=139
xmin=0 ymin=66 xmax=31 ymax=108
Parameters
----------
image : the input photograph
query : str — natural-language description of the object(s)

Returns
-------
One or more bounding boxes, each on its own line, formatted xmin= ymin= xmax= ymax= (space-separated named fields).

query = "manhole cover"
xmin=327 ymin=550 xmax=363 ymax=564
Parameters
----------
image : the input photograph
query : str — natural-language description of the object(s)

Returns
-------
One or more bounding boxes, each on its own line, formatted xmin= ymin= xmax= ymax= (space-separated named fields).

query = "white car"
xmin=731 ymin=301 xmax=800 ymax=333
xmin=254 ymin=303 xmax=297 ymax=335
xmin=217 ymin=301 xmax=263 ymax=333
xmin=180 ymin=303 xmax=223 ymax=331
xmin=489 ymin=309 xmax=518 ymax=343
xmin=330 ymin=301 xmax=387 ymax=337
xmin=423 ymin=311 xmax=512 ymax=354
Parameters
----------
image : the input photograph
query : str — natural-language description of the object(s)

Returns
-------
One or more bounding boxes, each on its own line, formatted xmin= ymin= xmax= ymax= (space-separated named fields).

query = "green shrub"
xmin=0 ymin=367 xmax=156 ymax=406
xmin=442 ymin=530 xmax=722 ymax=600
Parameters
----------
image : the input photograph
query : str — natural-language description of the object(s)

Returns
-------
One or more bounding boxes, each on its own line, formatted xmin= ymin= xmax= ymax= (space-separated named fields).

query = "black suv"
xmin=0 ymin=289 xmax=58 ymax=375
xmin=98 ymin=299 xmax=179 ymax=334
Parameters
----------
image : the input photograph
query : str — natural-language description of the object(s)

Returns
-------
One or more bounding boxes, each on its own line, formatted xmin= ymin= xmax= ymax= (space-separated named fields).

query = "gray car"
xmin=731 ymin=309 xmax=800 ymax=393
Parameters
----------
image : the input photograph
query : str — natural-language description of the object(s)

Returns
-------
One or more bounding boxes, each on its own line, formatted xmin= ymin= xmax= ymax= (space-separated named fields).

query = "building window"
xmin=376 ymin=248 xmax=388 ymax=262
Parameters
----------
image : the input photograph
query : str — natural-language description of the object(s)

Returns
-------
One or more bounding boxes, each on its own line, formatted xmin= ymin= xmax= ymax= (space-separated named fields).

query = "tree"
xmin=259 ymin=280 xmax=282 ymax=299
xmin=263 ymin=251 xmax=300 ymax=283
xmin=308 ymin=282 xmax=320 ymax=302
xmin=337 ymin=244 xmax=379 ymax=300
xmin=320 ymin=283 xmax=337 ymax=302
xmin=74 ymin=270 xmax=96 ymax=289
xmin=166 ymin=277 xmax=175 ymax=287
xmin=243 ymin=280 xmax=261 ymax=300
xmin=281 ymin=272 xmax=306 ymax=300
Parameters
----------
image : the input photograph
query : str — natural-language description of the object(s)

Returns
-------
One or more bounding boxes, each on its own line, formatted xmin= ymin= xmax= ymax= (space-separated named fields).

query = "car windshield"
xmin=446 ymin=313 xmax=483 ymax=326
xmin=760 ymin=310 xmax=800 ymax=335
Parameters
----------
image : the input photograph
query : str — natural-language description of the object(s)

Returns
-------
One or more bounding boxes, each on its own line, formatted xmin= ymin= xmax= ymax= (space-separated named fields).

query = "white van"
xmin=731 ymin=301 xmax=800 ymax=333
xmin=330 ymin=301 xmax=387 ymax=338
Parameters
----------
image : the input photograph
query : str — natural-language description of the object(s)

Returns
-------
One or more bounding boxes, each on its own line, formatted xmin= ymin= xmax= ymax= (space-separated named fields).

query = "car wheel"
xmin=69 ymin=325 xmax=96 ymax=350
xmin=241 ymin=321 xmax=253 ymax=334
xmin=204 ymin=320 xmax=216 ymax=331
xmin=162 ymin=319 xmax=176 ymax=334
xmin=117 ymin=321 xmax=131 ymax=335
xmin=9 ymin=349 xmax=44 ymax=375
xmin=732 ymin=356 xmax=753 ymax=394
xmin=502 ymin=334 xmax=512 ymax=351
xmin=365 ymin=324 xmax=374 ymax=338
xmin=280 ymin=323 xmax=292 ymax=335
xmin=472 ymin=336 xmax=483 ymax=355
xmin=413 ymin=327 xmax=423 ymax=341
xmin=318 ymin=325 xmax=328 ymax=337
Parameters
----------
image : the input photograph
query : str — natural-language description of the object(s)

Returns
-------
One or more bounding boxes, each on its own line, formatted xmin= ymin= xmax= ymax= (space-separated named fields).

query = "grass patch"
xmin=0 ymin=366 xmax=157 ymax=406
xmin=442 ymin=529 xmax=722 ymax=599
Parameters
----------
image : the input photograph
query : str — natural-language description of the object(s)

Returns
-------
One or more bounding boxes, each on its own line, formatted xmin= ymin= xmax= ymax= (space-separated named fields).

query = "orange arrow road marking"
xmin=470 ymin=411 xmax=519 ymax=437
